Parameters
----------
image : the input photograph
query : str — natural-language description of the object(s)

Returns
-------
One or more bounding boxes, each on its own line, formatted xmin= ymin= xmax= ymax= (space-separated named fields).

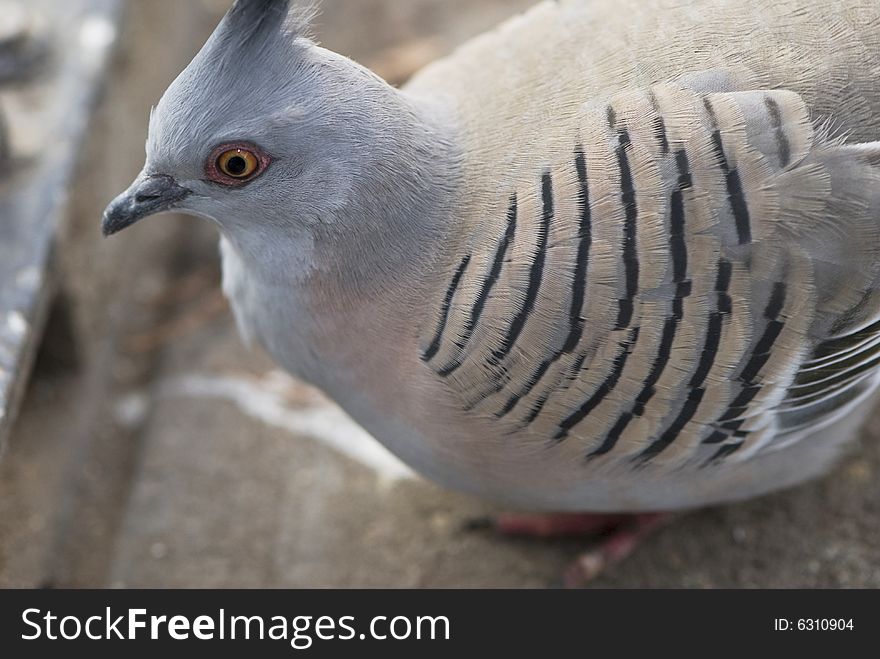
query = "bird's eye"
xmin=205 ymin=143 xmax=270 ymax=186
xmin=218 ymin=149 xmax=258 ymax=178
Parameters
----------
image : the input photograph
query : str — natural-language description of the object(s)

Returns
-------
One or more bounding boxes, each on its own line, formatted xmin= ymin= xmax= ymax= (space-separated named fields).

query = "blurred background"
xmin=0 ymin=0 xmax=877 ymax=588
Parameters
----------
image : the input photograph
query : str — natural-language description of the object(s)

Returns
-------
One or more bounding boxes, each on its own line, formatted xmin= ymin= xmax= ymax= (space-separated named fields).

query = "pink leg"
xmin=477 ymin=511 xmax=672 ymax=587
xmin=493 ymin=512 xmax=633 ymax=538
xmin=562 ymin=513 xmax=670 ymax=588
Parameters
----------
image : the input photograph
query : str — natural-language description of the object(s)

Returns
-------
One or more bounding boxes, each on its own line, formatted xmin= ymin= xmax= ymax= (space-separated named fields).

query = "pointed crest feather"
xmin=220 ymin=0 xmax=318 ymax=46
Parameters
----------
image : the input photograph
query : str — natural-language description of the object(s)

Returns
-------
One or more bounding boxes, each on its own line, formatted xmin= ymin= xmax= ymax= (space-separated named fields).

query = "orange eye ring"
xmin=205 ymin=142 xmax=270 ymax=186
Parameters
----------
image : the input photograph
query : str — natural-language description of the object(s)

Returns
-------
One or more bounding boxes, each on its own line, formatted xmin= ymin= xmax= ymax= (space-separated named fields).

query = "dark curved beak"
xmin=102 ymin=174 xmax=192 ymax=237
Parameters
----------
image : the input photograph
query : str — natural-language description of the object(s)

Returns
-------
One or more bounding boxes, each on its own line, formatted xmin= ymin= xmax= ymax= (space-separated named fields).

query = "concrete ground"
xmin=0 ymin=0 xmax=878 ymax=589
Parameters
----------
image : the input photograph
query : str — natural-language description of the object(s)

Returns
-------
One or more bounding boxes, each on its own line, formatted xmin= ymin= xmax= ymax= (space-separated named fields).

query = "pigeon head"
xmin=102 ymin=0 xmax=400 ymax=248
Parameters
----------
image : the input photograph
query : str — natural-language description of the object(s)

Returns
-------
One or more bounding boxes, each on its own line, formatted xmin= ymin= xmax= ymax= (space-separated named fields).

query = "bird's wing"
xmin=420 ymin=74 xmax=880 ymax=469
xmin=731 ymin=306 xmax=880 ymax=454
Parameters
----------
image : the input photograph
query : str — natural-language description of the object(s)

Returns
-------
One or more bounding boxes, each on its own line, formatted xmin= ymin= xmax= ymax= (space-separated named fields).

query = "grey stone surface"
xmin=0 ymin=0 xmax=122 ymax=452
xmin=0 ymin=0 xmax=878 ymax=589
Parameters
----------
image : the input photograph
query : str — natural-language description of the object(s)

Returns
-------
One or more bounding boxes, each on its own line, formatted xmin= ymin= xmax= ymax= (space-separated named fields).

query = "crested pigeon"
xmin=103 ymin=0 xmax=880 ymax=578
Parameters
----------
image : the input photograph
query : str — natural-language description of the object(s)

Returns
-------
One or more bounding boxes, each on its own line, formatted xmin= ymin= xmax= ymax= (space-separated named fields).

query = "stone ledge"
xmin=0 ymin=0 xmax=123 ymax=452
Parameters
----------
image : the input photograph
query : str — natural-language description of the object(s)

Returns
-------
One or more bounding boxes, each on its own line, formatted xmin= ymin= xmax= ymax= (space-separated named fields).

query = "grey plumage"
xmin=105 ymin=0 xmax=880 ymax=512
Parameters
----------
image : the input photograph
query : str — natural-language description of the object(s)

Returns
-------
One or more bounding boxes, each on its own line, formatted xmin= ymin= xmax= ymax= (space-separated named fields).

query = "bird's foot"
xmin=472 ymin=511 xmax=671 ymax=588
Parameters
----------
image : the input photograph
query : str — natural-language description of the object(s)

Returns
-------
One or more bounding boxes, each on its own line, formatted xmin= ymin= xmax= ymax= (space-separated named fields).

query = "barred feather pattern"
xmin=419 ymin=76 xmax=880 ymax=475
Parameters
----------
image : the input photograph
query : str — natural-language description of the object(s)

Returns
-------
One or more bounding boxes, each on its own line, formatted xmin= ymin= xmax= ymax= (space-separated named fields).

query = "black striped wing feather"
xmin=775 ymin=317 xmax=880 ymax=437
xmin=420 ymin=74 xmax=880 ymax=470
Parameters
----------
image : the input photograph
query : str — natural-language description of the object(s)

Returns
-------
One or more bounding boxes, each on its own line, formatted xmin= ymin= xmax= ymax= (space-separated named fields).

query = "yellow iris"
xmin=216 ymin=148 xmax=259 ymax=179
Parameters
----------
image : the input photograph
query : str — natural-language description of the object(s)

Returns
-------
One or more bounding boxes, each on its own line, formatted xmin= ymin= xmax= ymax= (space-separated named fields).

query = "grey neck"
xmin=312 ymin=89 xmax=461 ymax=305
